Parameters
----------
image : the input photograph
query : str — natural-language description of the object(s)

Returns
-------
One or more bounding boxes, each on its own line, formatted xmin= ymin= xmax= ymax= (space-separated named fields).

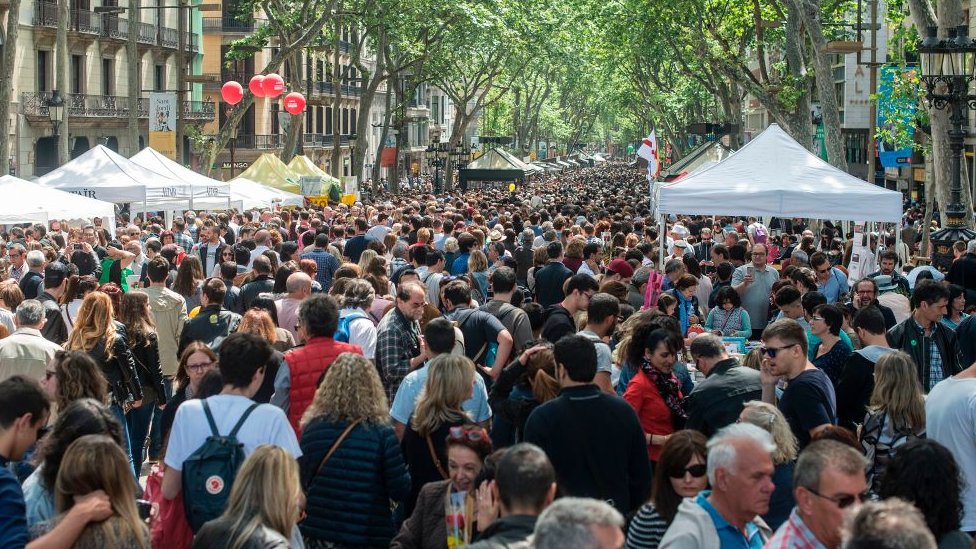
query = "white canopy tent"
xmin=0 ymin=175 xmax=117 ymax=233
xmin=129 ymin=147 xmax=231 ymax=210
xmin=656 ymin=124 xmax=902 ymax=222
xmin=655 ymin=124 xmax=904 ymax=270
xmin=228 ymin=178 xmax=305 ymax=209
xmin=38 ymin=145 xmax=210 ymax=213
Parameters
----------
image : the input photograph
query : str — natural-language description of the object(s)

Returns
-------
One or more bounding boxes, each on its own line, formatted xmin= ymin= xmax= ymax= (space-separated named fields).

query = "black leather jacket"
xmin=240 ymin=275 xmax=275 ymax=311
xmin=223 ymin=280 xmax=242 ymax=314
xmin=38 ymin=291 xmax=68 ymax=345
xmin=887 ymin=317 xmax=961 ymax=389
xmin=191 ymin=519 xmax=289 ymax=549
xmin=178 ymin=304 xmax=241 ymax=356
xmin=85 ymin=322 xmax=143 ymax=406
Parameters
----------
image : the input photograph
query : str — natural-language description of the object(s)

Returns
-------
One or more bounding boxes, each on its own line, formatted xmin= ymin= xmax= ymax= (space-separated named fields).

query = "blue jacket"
xmin=299 ymin=418 xmax=411 ymax=546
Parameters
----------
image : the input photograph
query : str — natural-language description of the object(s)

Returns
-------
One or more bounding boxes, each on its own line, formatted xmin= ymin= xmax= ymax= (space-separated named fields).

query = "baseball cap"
xmin=607 ymin=258 xmax=634 ymax=279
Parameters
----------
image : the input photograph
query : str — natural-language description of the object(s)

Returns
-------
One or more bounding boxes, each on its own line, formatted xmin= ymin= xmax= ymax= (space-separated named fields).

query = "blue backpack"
xmin=182 ymin=399 xmax=259 ymax=532
xmin=334 ymin=310 xmax=370 ymax=343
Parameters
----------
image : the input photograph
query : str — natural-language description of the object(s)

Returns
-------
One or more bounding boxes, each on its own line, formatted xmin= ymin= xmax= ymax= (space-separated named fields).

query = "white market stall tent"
xmin=229 ymin=178 xmax=305 ymax=209
xmin=129 ymin=147 xmax=231 ymax=209
xmin=38 ymin=145 xmax=206 ymax=213
xmin=656 ymin=124 xmax=903 ymax=223
xmin=0 ymin=175 xmax=117 ymax=233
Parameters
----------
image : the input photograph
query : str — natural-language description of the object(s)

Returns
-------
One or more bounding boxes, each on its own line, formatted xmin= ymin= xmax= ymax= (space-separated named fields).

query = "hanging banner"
xmin=149 ymin=92 xmax=177 ymax=160
xmin=847 ymin=224 xmax=877 ymax=284
xmin=877 ymin=64 xmax=917 ymax=168
xmin=380 ymin=147 xmax=397 ymax=167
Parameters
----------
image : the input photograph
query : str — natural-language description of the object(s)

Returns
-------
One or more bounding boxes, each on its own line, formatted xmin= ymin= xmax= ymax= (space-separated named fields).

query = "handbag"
xmin=304 ymin=419 xmax=362 ymax=492
xmin=426 ymin=434 xmax=449 ymax=480
xmin=145 ymin=463 xmax=194 ymax=549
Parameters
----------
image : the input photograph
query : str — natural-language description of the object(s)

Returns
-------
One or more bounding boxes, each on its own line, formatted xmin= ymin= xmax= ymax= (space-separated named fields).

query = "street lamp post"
xmin=426 ymin=141 xmax=447 ymax=194
xmin=47 ymin=90 xmax=65 ymax=137
xmin=919 ymin=25 xmax=976 ymax=270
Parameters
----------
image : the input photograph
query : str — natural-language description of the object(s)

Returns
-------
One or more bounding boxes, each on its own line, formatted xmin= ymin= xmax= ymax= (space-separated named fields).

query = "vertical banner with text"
xmin=149 ymin=92 xmax=177 ymax=160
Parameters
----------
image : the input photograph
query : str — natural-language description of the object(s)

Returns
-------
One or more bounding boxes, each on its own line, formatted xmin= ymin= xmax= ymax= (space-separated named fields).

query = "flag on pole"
xmin=637 ymin=130 xmax=660 ymax=178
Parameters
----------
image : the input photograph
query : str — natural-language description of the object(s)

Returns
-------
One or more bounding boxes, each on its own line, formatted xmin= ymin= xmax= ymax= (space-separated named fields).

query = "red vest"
xmin=284 ymin=336 xmax=362 ymax=434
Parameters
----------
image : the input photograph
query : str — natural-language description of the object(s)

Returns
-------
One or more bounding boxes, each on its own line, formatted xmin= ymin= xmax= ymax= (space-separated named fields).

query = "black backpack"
xmin=182 ymin=399 xmax=259 ymax=532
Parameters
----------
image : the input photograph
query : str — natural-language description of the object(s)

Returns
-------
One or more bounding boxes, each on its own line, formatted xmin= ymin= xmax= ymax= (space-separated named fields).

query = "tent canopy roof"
xmin=229 ymin=178 xmax=305 ymax=208
xmin=0 ymin=175 xmax=116 ymax=232
xmin=657 ymin=124 xmax=903 ymax=222
xmin=464 ymin=148 xmax=532 ymax=173
xmin=287 ymin=155 xmax=340 ymax=186
xmin=661 ymin=141 xmax=733 ymax=180
xmin=130 ymin=147 xmax=230 ymax=193
xmin=238 ymin=154 xmax=300 ymax=194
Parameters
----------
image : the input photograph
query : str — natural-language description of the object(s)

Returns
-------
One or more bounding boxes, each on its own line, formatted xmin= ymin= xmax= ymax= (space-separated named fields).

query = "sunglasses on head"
xmin=448 ymin=425 xmax=487 ymax=443
xmin=670 ymin=463 xmax=707 ymax=479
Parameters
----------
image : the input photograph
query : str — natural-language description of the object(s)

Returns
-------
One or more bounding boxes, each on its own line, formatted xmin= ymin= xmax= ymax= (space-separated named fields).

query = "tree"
xmin=0 ymin=0 xmax=23 ymax=172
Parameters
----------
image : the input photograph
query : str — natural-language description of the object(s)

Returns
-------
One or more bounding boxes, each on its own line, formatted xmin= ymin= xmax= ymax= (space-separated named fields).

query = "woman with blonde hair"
xmin=467 ymin=249 xmax=490 ymax=302
xmin=739 ymin=401 xmax=798 ymax=530
xmin=357 ymin=248 xmax=381 ymax=278
xmin=31 ymin=434 xmax=149 ymax=548
xmin=401 ymin=354 xmax=476 ymax=518
xmin=859 ymin=350 xmax=926 ymax=494
xmin=192 ymin=446 xmax=301 ymax=549
xmin=64 ymin=291 xmax=142 ymax=472
xmin=298 ymin=353 xmax=410 ymax=547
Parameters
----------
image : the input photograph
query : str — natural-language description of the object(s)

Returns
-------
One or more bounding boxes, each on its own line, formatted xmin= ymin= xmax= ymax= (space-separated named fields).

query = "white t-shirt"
xmin=339 ymin=308 xmax=377 ymax=359
xmin=164 ymin=394 xmax=301 ymax=472
xmin=926 ymin=376 xmax=976 ymax=531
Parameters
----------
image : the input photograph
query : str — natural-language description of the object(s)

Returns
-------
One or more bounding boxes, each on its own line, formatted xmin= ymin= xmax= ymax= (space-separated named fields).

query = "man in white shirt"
xmin=926 ymin=360 xmax=976 ymax=533
xmin=247 ymin=229 xmax=277 ymax=269
xmin=161 ymin=332 xmax=301 ymax=501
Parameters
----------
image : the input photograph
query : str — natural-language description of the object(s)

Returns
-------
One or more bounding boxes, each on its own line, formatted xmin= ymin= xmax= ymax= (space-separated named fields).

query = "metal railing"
xmin=308 ymin=81 xmax=362 ymax=98
xmin=229 ymin=133 xmax=351 ymax=149
xmin=34 ymin=1 xmax=101 ymax=34
xmin=202 ymin=17 xmax=267 ymax=33
xmin=33 ymin=2 xmax=199 ymax=52
xmin=159 ymin=27 xmax=178 ymax=48
xmin=21 ymin=91 xmax=215 ymax=121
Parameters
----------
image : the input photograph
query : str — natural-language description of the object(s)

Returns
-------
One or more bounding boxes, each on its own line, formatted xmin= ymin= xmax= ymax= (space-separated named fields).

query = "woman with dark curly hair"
xmin=880 ymin=439 xmax=971 ymax=549
xmin=40 ymin=350 xmax=109 ymax=413
xmin=21 ymin=398 xmax=125 ymax=526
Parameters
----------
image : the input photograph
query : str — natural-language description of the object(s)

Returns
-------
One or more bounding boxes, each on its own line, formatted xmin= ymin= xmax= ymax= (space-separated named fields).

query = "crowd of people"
xmin=0 ymin=162 xmax=973 ymax=549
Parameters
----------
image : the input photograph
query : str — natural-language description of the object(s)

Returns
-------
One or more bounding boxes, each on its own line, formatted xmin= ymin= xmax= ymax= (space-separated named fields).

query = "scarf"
xmin=675 ymin=290 xmax=694 ymax=335
xmin=640 ymin=358 xmax=687 ymax=429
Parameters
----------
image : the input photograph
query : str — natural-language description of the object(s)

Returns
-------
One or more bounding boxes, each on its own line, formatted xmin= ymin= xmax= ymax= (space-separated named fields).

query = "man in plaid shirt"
xmin=765 ymin=440 xmax=868 ymax=549
xmin=170 ymin=217 xmax=195 ymax=251
xmin=375 ymin=281 xmax=428 ymax=402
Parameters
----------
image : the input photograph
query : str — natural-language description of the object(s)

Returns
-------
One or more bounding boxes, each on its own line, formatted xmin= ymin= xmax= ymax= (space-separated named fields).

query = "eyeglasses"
xmin=856 ymin=289 xmax=875 ymax=295
xmin=44 ymin=370 xmax=56 ymax=380
xmin=186 ymin=361 xmax=214 ymax=373
xmin=805 ymin=486 xmax=868 ymax=509
xmin=810 ymin=316 xmax=825 ymax=322
xmin=670 ymin=463 xmax=707 ymax=479
xmin=760 ymin=343 xmax=799 ymax=358
xmin=448 ymin=426 xmax=487 ymax=443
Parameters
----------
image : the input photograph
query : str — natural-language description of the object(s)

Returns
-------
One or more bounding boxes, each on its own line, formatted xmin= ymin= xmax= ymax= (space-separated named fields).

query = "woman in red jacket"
xmin=623 ymin=326 xmax=686 ymax=464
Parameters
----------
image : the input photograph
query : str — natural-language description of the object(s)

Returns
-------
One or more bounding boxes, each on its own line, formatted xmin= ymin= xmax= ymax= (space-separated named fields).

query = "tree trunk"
xmin=56 ymin=0 xmax=69 ymax=165
xmin=371 ymin=87 xmax=392 ymax=192
xmin=280 ymin=52 xmax=303 ymax=163
xmin=330 ymin=18 xmax=342 ymax=179
xmin=0 ymin=0 xmax=22 ymax=172
xmin=126 ymin=0 xmax=140 ymax=154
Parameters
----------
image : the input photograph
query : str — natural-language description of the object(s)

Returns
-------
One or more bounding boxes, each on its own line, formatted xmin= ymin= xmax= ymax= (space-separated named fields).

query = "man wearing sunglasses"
xmin=759 ymin=319 xmax=836 ymax=450
xmin=766 ymin=440 xmax=868 ymax=549
xmin=731 ymin=243 xmax=779 ymax=340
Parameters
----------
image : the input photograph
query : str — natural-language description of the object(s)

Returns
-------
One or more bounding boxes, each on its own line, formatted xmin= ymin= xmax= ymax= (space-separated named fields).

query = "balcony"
xmin=308 ymin=81 xmax=363 ymax=100
xmin=33 ymin=1 xmax=101 ymax=35
xmin=21 ymin=91 xmax=215 ymax=122
xmin=202 ymin=17 xmax=267 ymax=33
xmin=228 ymin=133 xmax=350 ymax=150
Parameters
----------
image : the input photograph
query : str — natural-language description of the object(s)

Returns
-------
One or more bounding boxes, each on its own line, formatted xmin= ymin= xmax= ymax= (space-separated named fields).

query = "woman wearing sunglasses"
xmin=626 ymin=430 xmax=708 ymax=549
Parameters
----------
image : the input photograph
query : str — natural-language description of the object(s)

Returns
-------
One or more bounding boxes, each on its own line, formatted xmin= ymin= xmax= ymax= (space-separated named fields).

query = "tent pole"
xmin=659 ymin=215 xmax=666 ymax=271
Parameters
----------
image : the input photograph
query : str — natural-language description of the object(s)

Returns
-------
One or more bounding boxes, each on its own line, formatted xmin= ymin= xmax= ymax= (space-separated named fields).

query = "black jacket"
xmin=19 ymin=271 xmax=43 ymax=300
xmin=533 ymin=261 xmax=573 ymax=308
xmin=959 ymin=315 xmax=976 ymax=371
xmin=468 ymin=515 xmax=537 ymax=548
xmin=178 ymin=304 xmax=241 ymax=356
xmin=240 ymin=275 xmax=275 ymax=311
xmin=835 ymin=347 xmax=895 ymax=431
xmin=540 ymin=304 xmax=575 ymax=344
xmin=129 ymin=331 xmax=167 ymax=407
xmin=192 ymin=519 xmax=289 ymax=549
xmin=37 ymin=291 xmax=67 ymax=345
xmin=85 ymin=322 xmax=143 ymax=406
xmin=948 ymin=253 xmax=976 ymax=305
xmin=222 ymin=279 xmax=242 ymax=314
xmin=684 ymin=358 xmax=762 ymax=438
xmin=887 ymin=317 xmax=961 ymax=390
xmin=488 ymin=360 xmax=539 ymax=448
xmin=845 ymin=301 xmax=897 ymax=330
xmin=524 ymin=384 xmax=651 ymax=515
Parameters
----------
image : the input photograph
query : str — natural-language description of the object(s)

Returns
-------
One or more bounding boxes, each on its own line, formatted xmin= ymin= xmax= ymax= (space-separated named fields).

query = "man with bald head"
xmin=276 ymin=272 xmax=312 ymax=342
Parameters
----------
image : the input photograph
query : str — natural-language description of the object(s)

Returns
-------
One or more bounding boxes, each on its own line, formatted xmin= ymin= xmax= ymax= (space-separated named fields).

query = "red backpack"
xmin=642 ymin=270 xmax=665 ymax=310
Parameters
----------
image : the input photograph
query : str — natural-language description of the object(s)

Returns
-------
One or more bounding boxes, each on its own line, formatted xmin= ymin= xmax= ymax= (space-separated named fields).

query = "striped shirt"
xmin=626 ymin=503 xmax=669 ymax=549
xmin=765 ymin=508 xmax=828 ymax=549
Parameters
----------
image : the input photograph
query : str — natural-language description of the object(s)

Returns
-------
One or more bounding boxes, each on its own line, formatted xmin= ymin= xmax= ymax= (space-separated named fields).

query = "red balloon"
xmin=283 ymin=92 xmax=306 ymax=115
xmin=248 ymin=75 xmax=266 ymax=97
xmin=261 ymin=73 xmax=285 ymax=98
xmin=220 ymin=81 xmax=244 ymax=105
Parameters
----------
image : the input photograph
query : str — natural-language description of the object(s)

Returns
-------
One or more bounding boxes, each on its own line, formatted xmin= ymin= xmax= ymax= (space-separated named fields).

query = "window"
xmin=431 ymin=96 xmax=439 ymax=124
xmin=154 ymin=65 xmax=165 ymax=91
xmin=350 ymin=108 xmax=357 ymax=133
xmin=102 ymin=58 xmax=114 ymax=96
xmin=325 ymin=107 xmax=333 ymax=135
xmin=315 ymin=106 xmax=323 ymax=133
xmin=70 ymin=55 xmax=84 ymax=94
xmin=441 ymin=96 xmax=447 ymax=124
xmin=271 ymin=103 xmax=280 ymax=134
xmin=341 ymin=107 xmax=349 ymax=134
xmin=36 ymin=51 xmax=49 ymax=92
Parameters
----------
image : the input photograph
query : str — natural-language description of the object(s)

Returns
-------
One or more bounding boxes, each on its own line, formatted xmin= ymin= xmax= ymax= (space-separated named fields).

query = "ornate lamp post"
xmin=47 ymin=90 xmax=65 ymax=136
xmin=918 ymin=25 xmax=976 ymax=270
xmin=426 ymin=140 xmax=448 ymax=194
